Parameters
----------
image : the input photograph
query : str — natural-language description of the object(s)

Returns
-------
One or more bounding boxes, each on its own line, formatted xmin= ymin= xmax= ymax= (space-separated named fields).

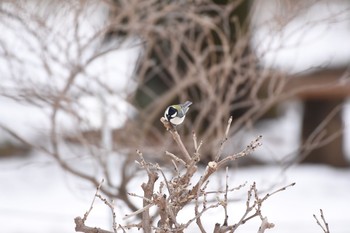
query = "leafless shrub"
xmin=0 ymin=0 xmax=346 ymax=230
xmin=74 ymin=117 xmax=295 ymax=232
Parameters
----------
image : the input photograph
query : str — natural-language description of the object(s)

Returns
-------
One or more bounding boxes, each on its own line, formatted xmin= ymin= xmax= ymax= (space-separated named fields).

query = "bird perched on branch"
xmin=164 ymin=101 xmax=192 ymax=126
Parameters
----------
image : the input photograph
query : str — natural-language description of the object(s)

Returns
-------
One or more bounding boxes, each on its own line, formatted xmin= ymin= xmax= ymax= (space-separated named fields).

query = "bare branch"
xmin=137 ymin=149 xmax=159 ymax=233
xmin=258 ymin=217 xmax=275 ymax=233
xmin=313 ymin=209 xmax=331 ymax=233
xmin=95 ymin=194 xmax=118 ymax=233
xmin=165 ymin=151 xmax=187 ymax=167
xmin=75 ymin=217 xmax=113 ymax=233
xmin=217 ymin=135 xmax=263 ymax=168
xmin=215 ymin=116 xmax=233 ymax=162
xmin=161 ymin=117 xmax=192 ymax=163
xmin=83 ymin=179 xmax=104 ymax=222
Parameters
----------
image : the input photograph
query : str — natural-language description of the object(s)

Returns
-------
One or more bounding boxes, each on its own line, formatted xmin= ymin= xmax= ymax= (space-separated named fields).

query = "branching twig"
xmin=95 ymin=194 xmax=118 ymax=233
xmin=75 ymin=179 xmax=117 ymax=233
xmin=215 ymin=116 xmax=233 ymax=161
xmin=75 ymin=217 xmax=113 ymax=233
xmin=226 ymin=182 xmax=295 ymax=232
xmin=193 ymin=130 xmax=203 ymax=154
xmin=161 ymin=117 xmax=192 ymax=163
xmin=217 ymin=135 xmax=263 ymax=168
xmin=137 ymin=149 xmax=159 ymax=233
xmin=313 ymin=209 xmax=331 ymax=233
xmin=83 ymin=179 xmax=104 ymax=222
xmin=165 ymin=151 xmax=187 ymax=167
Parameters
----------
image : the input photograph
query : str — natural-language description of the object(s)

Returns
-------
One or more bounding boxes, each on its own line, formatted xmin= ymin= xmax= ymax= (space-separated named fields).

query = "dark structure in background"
xmin=132 ymin=0 xmax=253 ymax=126
xmin=303 ymin=99 xmax=344 ymax=166
xmin=287 ymin=68 xmax=350 ymax=167
xmin=105 ymin=0 xmax=349 ymax=167
xmin=106 ymin=0 xmax=265 ymax=164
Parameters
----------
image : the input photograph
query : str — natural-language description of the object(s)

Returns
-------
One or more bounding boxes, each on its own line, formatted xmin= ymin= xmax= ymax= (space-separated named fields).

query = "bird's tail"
xmin=181 ymin=101 xmax=192 ymax=114
xmin=181 ymin=101 xmax=192 ymax=109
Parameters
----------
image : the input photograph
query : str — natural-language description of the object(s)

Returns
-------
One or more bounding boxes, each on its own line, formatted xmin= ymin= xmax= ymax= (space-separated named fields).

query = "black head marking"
xmin=166 ymin=106 xmax=178 ymax=120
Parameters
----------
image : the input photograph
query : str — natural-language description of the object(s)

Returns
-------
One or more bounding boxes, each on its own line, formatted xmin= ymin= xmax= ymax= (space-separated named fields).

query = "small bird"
xmin=164 ymin=101 xmax=192 ymax=126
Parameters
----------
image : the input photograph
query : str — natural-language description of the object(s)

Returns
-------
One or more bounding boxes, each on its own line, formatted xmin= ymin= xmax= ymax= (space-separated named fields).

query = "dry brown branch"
xmin=217 ymin=135 xmax=262 ymax=168
xmin=215 ymin=116 xmax=233 ymax=162
xmin=83 ymin=179 xmax=104 ymax=222
xmin=75 ymin=179 xmax=117 ymax=233
xmin=137 ymin=149 xmax=159 ymax=233
xmin=73 ymin=108 xmax=296 ymax=232
xmin=165 ymin=151 xmax=187 ymax=167
xmin=223 ymin=167 xmax=229 ymax=226
xmin=313 ymin=209 xmax=331 ymax=233
xmin=123 ymin=203 xmax=153 ymax=220
xmin=258 ymin=217 xmax=275 ymax=233
xmin=193 ymin=130 xmax=203 ymax=155
xmin=75 ymin=217 xmax=113 ymax=233
xmin=219 ymin=182 xmax=295 ymax=233
xmin=118 ymin=113 xmax=294 ymax=232
xmin=95 ymin=195 xmax=117 ymax=233
xmin=194 ymin=195 xmax=206 ymax=233
xmin=161 ymin=117 xmax=192 ymax=163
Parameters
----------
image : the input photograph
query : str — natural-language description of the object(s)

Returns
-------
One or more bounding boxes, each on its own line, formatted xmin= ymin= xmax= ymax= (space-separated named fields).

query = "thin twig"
xmin=137 ymin=149 xmax=159 ymax=233
xmin=123 ymin=203 xmax=154 ymax=220
xmin=83 ymin=179 xmax=104 ymax=222
xmin=313 ymin=209 xmax=330 ymax=233
xmin=75 ymin=179 xmax=116 ymax=233
xmin=192 ymin=130 xmax=203 ymax=153
xmin=261 ymin=182 xmax=296 ymax=202
xmin=95 ymin=194 xmax=118 ymax=233
xmin=155 ymin=164 xmax=172 ymax=196
xmin=206 ymin=182 xmax=247 ymax=195
xmin=223 ymin=167 xmax=229 ymax=226
xmin=215 ymin=116 xmax=233 ymax=161
xmin=165 ymin=151 xmax=187 ymax=166
xmin=217 ymin=135 xmax=262 ymax=168
xmin=194 ymin=170 xmax=208 ymax=233
xmin=75 ymin=217 xmax=113 ymax=233
xmin=161 ymin=117 xmax=192 ymax=163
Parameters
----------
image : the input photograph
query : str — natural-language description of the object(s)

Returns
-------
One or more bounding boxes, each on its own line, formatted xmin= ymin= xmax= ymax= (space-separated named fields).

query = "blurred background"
xmin=0 ymin=0 xmax=349 ymax=232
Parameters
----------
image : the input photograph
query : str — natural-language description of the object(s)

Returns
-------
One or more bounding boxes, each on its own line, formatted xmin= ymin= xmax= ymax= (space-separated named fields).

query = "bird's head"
xmin=165 ymin=105 xmax=180 ymax=122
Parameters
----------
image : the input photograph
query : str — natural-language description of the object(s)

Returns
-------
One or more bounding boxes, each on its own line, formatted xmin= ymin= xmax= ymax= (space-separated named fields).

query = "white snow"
xmin=0 ymin=153 xmax=111 ymax=233
xmin=252 ymin=0 xmax=350 ymax=73
xmin=1 ymin=153 xmax=349 ymax=232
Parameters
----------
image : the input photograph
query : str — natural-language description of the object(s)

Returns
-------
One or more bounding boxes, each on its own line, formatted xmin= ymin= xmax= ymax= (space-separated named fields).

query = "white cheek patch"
xmin=171 ymin=112 xmax=177 ymax=117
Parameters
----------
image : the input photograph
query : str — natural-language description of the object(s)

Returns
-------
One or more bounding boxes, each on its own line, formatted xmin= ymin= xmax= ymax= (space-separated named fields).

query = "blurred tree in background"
xmin=0 ymin=1 xmax=349 ymax=210
xmin=104 ymin=0 xmax=284 ymax=164
xmin=105 ymin=0 xmax=349 ymax=167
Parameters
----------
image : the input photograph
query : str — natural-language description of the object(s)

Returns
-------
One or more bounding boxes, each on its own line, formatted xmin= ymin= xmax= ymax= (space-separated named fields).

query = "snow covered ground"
xmin=0 ymin=150 xmax=349 ymax=233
